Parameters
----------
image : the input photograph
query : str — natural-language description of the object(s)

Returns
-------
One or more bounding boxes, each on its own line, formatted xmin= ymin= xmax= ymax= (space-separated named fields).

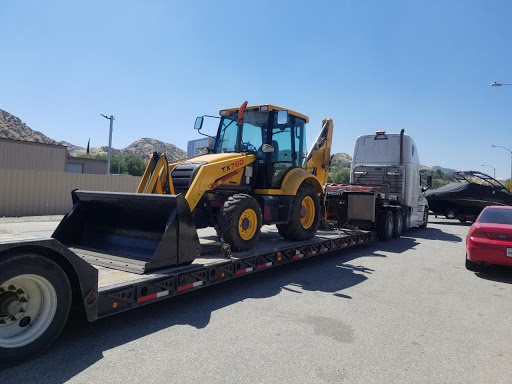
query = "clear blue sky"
xmin=1 ymin=1 xmax=512 ymax=178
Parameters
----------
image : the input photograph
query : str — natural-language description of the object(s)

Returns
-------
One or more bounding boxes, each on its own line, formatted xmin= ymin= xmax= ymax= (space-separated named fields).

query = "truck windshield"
xmin=215 ymin=110 xmax=267 ymax=153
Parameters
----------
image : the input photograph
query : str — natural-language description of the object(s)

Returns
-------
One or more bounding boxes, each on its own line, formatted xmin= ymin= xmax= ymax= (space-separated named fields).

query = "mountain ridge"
xmin=0 ymin=108 xmax=186 ymax=161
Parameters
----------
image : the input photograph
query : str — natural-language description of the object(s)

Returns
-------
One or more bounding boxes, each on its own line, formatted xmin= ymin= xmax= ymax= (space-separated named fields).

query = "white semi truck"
xmin=325 ymin=129 xmax=431 ymax=240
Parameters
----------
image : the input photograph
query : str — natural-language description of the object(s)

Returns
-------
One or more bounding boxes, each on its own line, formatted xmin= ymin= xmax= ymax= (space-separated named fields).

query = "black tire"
xmin=445 ymin=209 xmax=457 ymax=220
xmin=465 ymin=254 xmax=481 ymax=272
xmin=0 ymin=254 xmax=72 ymax=366
xmin=458 ymin=216 xmax=467 ymax=223
xmin=377 ymin=210 xmax=394 ymax=241
xmin=420 ymin=209 xmax=428 ymax=229
xmin=217 ymin=194 xmax=262 ymax=251
xmin=403 ymin=210 xmax=411 ymax=232
xmin=393 ymin=210 xmax=404 ymax=238
xmin=277 ymin=183 xmax=320 ymax=241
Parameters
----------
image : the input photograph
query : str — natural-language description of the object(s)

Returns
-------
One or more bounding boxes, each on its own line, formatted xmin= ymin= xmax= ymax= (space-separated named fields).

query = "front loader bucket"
xmin=52 ymin=190 xmax=200 ymax=273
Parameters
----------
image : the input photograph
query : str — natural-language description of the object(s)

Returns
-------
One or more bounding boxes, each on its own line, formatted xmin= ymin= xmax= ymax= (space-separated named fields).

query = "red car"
xmin=466 ymin=206 xmax=512 ymax=271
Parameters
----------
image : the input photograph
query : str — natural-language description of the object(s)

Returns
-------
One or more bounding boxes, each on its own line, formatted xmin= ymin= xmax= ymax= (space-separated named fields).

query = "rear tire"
xmin=0 ymin=254 xmax=72 ymax=366
xmin=217 ymin=194 xmax=262 ymax=251
xmin=445 ymin=209 xmax=457 ymax=219
xmin=277 ymin=183 xmax=320 ymax=241
xmin=393 ymin=210 xmax=404 ymax=238
xmin=377 ymin=210 xmax=394 ymax=241
xmin=465 ymin=254 xmax=481 ymax=272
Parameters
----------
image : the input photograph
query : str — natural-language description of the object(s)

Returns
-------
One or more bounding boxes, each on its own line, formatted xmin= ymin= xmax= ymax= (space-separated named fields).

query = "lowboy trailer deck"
xmin=0 ymin=225 xmax=376 ymax=365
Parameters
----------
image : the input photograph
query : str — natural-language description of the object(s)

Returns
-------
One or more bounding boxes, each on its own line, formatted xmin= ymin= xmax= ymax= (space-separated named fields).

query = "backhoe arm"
xmin=306 ymin=119 xmax=334 ymax=185
xmin=137 ymin=152 xmax=178 ymax=194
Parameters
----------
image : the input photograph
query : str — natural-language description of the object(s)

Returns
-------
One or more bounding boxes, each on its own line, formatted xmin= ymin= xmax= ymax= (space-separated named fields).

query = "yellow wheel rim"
xmin=238 ymin=208 xmax=257 ymax=240
xmin=300 ymin=196 xmax=315 ymax=229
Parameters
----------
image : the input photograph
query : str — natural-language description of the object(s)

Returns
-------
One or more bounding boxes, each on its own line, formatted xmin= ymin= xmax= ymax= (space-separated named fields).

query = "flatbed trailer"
xmin=0 ymin=225 xmax=376 ymax=365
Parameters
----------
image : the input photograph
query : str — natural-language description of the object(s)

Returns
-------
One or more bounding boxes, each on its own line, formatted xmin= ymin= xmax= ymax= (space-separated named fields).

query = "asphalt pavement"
xmin=1 ymin=216 xmax=511 ymax=383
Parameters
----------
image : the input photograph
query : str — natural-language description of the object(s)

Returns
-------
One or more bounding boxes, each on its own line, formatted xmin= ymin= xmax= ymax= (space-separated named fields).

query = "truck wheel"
xmin=393 ymin=210 xmax=404 ymax=238
xmin=377 ymin=210 xmax=394 ymax=241
xmin=217 ymin=194 xmax=262 ymax=251
xmin=445 ymin=209 xmax=457 ymax=220
xmin=0 ymin=254 xmax=71 ymax=366
xmin=403 ymin=210 xmax=411 ymax=232
xmin=277 ymin=183 xmax=320 ymax=241
xmin=420 ymin=209 xmax=428 ymax=229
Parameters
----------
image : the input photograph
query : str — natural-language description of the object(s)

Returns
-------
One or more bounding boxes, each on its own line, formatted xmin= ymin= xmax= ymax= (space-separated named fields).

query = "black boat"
xmin=425 ymin=171 xmax=512 ymax=221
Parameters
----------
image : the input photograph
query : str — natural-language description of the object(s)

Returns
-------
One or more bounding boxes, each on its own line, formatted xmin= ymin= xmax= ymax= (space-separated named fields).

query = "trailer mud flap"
xmin=52 ymin=190 xmax=200 ymax=273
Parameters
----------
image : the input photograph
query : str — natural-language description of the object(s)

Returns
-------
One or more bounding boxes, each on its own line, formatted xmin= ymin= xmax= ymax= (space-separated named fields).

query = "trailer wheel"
xmin=277 ymin=183 xmax=320 ymax=241
xmin=217 ymin=194 xmax=262 ymax=251
xmin=377 ymin=210 xmax=394 ymax=241
xmin=445 ymin=209 xmax=457 ymax=220
xmin=0 ymin=254 xmax=71 ymax=366
xmin=393 ymin=210 xmax=404 ymax=238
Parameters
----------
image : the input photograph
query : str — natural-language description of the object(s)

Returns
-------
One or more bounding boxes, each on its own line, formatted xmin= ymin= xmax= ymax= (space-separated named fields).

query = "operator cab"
xmin=199 ymin=104 xmax=309 ymax=189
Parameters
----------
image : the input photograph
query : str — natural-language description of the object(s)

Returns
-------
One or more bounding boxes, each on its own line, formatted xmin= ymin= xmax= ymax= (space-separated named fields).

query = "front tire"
xmin=0 ymin=254 xmax=72 ymax=366
xmin=277 ymin=183 xmax=320 ymax=241
xmin=217 ymin=194 xmax=262 ymax=251
xmin=420 ymin=209 xmax=428 ymax=229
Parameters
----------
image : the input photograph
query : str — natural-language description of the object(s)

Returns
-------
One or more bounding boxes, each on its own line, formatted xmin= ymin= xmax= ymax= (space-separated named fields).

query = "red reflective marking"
xmin=177 ymin=283 xmax=193 ymax=292
xmin=137 ymin=293 xmax=157 ymax=303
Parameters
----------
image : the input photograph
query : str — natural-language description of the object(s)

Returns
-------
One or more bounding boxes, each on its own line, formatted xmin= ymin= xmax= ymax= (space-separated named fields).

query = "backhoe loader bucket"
xmin=52 ymin=190 xmax=200 ymax=273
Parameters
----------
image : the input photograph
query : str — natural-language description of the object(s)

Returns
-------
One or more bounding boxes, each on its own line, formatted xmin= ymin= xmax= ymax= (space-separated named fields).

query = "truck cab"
xmin=351 ymin=130 xmax=429 ymax=228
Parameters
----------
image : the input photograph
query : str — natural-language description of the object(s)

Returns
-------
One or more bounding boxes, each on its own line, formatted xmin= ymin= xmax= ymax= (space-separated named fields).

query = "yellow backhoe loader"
xmin=53 ymin=102 xmax=333 ymax=270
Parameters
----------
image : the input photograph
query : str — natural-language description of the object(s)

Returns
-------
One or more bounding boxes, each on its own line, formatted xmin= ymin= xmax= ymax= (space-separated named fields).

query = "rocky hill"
xmin=0 ymin=109 xmax=57 ymax=144
xmin=0 ymin=108 xmax=186 ymax=161
xmin=69 ymin=138 xmax=186 ymax=161
xmin=331 ymin=152 xmax=352 ymax=167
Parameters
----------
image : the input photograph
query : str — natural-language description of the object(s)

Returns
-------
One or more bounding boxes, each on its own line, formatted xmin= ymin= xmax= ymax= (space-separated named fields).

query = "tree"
xmin=328 ymin=166 xmax=350 ymax=183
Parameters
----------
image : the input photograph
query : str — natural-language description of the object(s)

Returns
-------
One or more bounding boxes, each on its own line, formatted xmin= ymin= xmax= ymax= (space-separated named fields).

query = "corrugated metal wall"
xmin=0 ymin=139 xmax=67 ymax=172
xmin=0 ymin=169 xmax=141 ymax=216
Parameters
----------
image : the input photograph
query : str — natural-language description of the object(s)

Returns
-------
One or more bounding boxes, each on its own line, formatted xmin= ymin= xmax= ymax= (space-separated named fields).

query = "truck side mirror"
xmin=426 ymin=175 xmax=432 ymax=188
xmin=194 ymin=116 xmax=204 ymax=130
xmin=277 ymin=110 xmax=288 ymax=125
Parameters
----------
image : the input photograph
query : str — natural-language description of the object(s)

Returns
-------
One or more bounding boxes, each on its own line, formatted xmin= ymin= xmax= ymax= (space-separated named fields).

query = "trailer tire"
xmin=445 ymin=209 xmax=457 ymax=220
xmin=393 ymin=210 xmax=404 ymax=238
xmin=377 ymin=210 xmax=394 ymax=241
xmin=218 ymin=194 xmax=262 ymax=251
xmin=0 ymin=254 xmax=71 ymax=366
xmin=277 ymin=183 xmax=320 ymax=241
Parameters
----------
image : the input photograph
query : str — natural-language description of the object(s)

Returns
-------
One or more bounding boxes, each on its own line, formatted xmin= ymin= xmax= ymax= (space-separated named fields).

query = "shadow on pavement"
xmin=1 ymin=243 xmax=386 ymax=382
xmin=429 ymin=219 xmax=472 ymax=227
xmin=405 ymin=226 xmax=463 ymax=242
xmin=474 ymin=265 xmax=512 ymax=284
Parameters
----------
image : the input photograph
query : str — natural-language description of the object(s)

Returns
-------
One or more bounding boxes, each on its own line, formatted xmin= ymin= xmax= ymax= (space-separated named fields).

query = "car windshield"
xmin=215 ymin=110 xmax=267 ymax=153
xmin=479 ymin=208 xmax=512 ymax=225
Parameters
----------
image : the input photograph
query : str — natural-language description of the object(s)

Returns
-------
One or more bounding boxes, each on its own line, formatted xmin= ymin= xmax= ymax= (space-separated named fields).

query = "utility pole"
xmin=101 ymin=114 xmax=115 ymax=175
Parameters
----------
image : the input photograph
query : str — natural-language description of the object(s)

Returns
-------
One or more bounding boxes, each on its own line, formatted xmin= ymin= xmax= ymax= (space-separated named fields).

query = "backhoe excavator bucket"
xmin=52 ymin=190 xmax=200 ymax=273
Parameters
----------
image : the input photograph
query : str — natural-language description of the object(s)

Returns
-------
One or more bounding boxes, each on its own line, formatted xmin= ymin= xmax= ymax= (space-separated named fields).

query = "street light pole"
xmin=490 ymin=82 xmax=512 ymax=190
xmin=490 ymin=145 xmax=512 ymax=188
xmin=481 ymin=164 xmax=496 ymax=179
xmin=100 ymin=114 xmax=115 ymax=175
